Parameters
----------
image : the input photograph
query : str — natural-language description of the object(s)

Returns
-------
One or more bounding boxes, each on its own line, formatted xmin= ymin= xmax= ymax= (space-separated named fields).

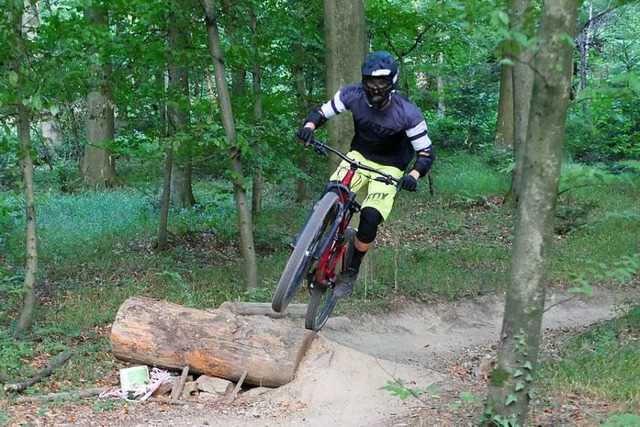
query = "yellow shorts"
xmin=329 ymin=151 xmax=403 ymax=220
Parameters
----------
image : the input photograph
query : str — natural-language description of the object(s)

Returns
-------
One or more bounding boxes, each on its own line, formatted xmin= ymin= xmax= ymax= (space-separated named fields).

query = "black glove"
xmin=398 ymin=175 xmax=418 ymax=191
xmin=296 ymin=126 xmax=315 ymax=145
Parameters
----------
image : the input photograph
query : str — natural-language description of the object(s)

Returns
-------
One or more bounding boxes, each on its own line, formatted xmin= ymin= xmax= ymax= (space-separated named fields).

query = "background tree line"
xmin=1 ymin=0 xmax=639 ymax=424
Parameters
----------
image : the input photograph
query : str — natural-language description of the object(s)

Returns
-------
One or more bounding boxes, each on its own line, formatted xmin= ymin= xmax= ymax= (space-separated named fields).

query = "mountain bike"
xmin=271 ymin=138 xmax=399 ymax=331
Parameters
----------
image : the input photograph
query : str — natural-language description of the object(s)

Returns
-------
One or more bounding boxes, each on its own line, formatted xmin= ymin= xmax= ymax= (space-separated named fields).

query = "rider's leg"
xmin=335 ymin=162 xmax=401 ymax=297
xmin=350 ymin=207 xmax=382 ymax=269
xmin=335 ymin=207 xmax=382 ymax=298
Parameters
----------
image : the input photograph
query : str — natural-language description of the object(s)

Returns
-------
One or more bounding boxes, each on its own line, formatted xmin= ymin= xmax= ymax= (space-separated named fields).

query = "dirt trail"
xmin=14 ymin=288 xmax=624 ymax=427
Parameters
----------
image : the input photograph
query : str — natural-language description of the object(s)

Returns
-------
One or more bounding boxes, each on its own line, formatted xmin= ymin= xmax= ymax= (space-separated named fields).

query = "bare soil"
xmin=5 ymin=287 xmax=629 ymax=427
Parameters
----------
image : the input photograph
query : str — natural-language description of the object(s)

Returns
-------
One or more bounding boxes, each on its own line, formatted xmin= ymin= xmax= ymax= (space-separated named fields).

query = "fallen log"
xmin=219 ymin=301 xmax=307 ymax=318
xmin=4 ymin=349 xmax=74 ymax=393
xmin=15 ymin=387 xmax=107 ymax=403
xmin=110 ymin=297 xmax=316 ymax=388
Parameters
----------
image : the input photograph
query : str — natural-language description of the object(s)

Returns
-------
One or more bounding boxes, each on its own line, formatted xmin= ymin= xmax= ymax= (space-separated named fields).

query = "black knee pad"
xmin=357 ymin=207 xmax=383 ymax=244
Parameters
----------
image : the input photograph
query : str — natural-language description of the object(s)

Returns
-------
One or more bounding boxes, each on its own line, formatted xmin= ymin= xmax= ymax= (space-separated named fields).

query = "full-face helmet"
xmin=361 ymin=51 xmax=398 ymax=110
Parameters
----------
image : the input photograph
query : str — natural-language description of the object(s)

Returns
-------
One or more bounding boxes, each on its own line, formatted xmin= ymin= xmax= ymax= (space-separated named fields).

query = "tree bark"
xmin=323 ymin=0 xmax=367 ymax=170
xmin=436 ymin=51 xmax=446 ymax=118
xmin=292 ymin=1 xmax=310 ymax=202
xmin=10 ymin=1 xmax=37 ymax=335
xmin=487 ymin=1 xmax=580 ymax=424
xmin=83 ymin=90 xmax=117 ymax=187
xmin=202 ymin=0 xmax=259 ymax=289
xmin=110 ymin=297 xmax=316 ymax=387
xmin=158 ymin=147 xmax=173 ymax=250
xmin=168 ymin=0 xmax=196 ymax=207
xmin=219 ymin=301 xmax=308 ymax=318
xmin=157 ymin=71 xmax=171 ymax=250
xmin=251 ymin=12 xmax=264 ymax=217
xmin=16 ymin=98 xmax=38 ymax=335
xmin=82 ymin=5 xmax=117 ymax=188
xmin=495 ymin=64 xmax=514 ymax=149
xmin=504 ymin=0 xmax=535 ymax=204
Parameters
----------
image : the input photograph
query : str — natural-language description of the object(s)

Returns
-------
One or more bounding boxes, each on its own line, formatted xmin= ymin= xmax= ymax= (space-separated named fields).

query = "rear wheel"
xmin=305 ymin=227 xmax=356 ymax=331
xmin=271 ymin=192 xmax=340 ymax=314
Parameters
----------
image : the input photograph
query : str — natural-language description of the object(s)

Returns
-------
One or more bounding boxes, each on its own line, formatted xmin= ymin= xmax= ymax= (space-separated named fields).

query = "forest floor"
xmin=4 ymin=285 xmax=633 ymax=427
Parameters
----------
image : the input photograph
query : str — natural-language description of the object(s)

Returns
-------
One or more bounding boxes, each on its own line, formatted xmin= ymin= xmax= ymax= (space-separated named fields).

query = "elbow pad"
xmin=412 ymin=146 xmax=434 ymax=177
xmin=304 ymin=110 xmax=327 ymax=129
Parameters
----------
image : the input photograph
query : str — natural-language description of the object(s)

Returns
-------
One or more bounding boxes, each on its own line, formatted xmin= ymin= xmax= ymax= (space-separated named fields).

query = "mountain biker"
xmin=296 ymin=50 xmax=434 ymax=298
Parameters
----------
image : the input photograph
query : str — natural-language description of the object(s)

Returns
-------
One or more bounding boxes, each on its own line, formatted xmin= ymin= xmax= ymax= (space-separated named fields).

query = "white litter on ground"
xmin=99 ymin=367 xmax=172 ymax=401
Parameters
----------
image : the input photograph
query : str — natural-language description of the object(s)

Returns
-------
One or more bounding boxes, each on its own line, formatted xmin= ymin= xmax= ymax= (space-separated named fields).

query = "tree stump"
xmin=110 ymin=297 xmax=316 ymax=387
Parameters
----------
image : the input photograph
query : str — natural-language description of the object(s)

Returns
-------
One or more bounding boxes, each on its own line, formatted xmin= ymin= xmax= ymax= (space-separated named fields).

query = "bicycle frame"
xmin=311 ymin=168 xmax=360 ymax=287
xmin=272 ymin=138 xmax=401 ymax=327
xmin=305 ymin=139 xmax=398 ymax=290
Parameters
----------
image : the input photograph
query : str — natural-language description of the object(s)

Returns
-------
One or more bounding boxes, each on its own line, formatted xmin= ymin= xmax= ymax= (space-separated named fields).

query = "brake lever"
xmin=313 ymin=144 xmax=329 ymax=158
xmin=374 ymin=176 xmax=395 ymax=186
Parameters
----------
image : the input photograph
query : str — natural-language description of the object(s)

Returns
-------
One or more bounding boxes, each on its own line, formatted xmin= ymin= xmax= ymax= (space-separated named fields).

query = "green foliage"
xmin=540 ymin=302 xmax=640 ymax=408
xmin=479 ymin=406 xmax=521 ymax=427
xmin=567 ymin=254 xmax=640 ymax=297
xmin=379 ymin=379 xmax=437 ymax=402
xmin=243 ymin=286 xmax=272 ymax=303
xmin=0 ymin=329 xmax=33 ymax=380
xmin=0 ymin=268 xmax=23 ymax=323
xmin=601 ymin=413 xmax=640 ymax=427
xmin=558 ymin=163 xmax=631 ymax=195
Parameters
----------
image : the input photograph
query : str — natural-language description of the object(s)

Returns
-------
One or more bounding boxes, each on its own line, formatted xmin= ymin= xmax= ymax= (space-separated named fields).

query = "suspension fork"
xmin=312 ymin=187 xmax=359 ymax=285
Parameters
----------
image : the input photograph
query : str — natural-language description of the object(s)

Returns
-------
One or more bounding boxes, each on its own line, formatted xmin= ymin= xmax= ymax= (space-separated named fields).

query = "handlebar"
xmin=308 ymin=138 xmax=400 ymax=186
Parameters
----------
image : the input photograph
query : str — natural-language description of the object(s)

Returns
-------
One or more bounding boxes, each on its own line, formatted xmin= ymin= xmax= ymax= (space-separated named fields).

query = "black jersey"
xmin=319 ymin=83 xmax=432 ymax=171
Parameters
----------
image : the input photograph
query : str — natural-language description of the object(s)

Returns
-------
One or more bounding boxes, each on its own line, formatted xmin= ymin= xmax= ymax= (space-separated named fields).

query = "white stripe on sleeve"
xmin=320 ymin=90 xmax=347 ymax=119
xmin=406 ymin=120 xmax=432 ymax=150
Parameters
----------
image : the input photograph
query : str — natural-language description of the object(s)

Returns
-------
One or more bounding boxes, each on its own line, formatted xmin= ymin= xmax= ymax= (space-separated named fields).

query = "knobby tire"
xmin=305 ymin=227 xmax=356 ymax=331
xmin=271 ymin=192 xmax=340 ymax=314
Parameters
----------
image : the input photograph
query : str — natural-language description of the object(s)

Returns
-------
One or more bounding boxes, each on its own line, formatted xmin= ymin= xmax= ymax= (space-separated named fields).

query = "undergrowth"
xmin=0 ymin=150 xmax=638 ymax=424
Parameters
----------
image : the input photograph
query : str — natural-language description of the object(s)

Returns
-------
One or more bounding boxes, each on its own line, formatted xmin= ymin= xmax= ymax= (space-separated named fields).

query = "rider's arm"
xmin=304 ymin=84 xmax=362 ymax=130
xmin=406 ymin=120 xmax=434 ymax=178
xmin=302 ymin=110 xmax=326 ymax=130
xmin=410 ymin=146 xmax=434 ymax=178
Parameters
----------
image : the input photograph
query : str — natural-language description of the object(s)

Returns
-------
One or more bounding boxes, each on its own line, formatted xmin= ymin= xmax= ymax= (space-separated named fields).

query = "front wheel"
xmin=305 ymin=284 xmax=338 ymax=331
xmin=304 ymin=227 xmax=356 ymax=331
xmin=271 ymin=192 xmax=340 ymax=314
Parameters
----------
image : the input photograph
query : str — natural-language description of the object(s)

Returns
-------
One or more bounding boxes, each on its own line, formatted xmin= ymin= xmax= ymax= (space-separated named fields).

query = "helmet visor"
xmin=363 ymin=77 xmax=393 ymax=109
xmin=363 ymin=77 xmax=393 ymax=93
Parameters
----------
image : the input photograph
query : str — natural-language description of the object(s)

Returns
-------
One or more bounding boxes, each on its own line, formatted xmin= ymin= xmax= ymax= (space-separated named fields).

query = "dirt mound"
xmin=252 ymin=337 xmax=444 ymax=426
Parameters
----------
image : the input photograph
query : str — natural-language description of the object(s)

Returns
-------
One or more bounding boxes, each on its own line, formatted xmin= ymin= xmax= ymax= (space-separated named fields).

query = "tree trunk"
xmin=436 ymin=51 xmax=446 ymax=118
xmin=10 ymin=1 xmax=37 ymax=335
xmin=292 ymin=1 xmax=310 ymax=202
xmin=83 ymin=90 xmax=117 ymax=187
xmin=202 ymin=0 xmax=259 ymax=289
xmin=487 ymin=1 xmax=579 ymax=424
xmin=82 ymin=6 xmax=117 ymax=188
xmin=16 ymin=99 xmax=38 ymax=335
xmin=250 ymin=11 xmax=264 ymax=216
xmin=504 ymin=0 xmax=535 ymax=204
xmin=251 ymin=37 xmax=264 ymax=217
xmin=168 ymin=0 xmax=196 ymax=208
xmin=323 ymin=0 xmax=367 ymax=170
xmin=110 ymin=297 xmax=316 ymax=387
xmin=157 ymin=147 xmax=173 ymax=250
xmin=495 ymin=64 xmax=514 ymax=149
xmin=577 ymin=1 xmax=593 ymax=96
xmin=156 ymin=71 xmax=171 ymax=251
xmin=23 ymin=0 xmax=58 ymax=171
